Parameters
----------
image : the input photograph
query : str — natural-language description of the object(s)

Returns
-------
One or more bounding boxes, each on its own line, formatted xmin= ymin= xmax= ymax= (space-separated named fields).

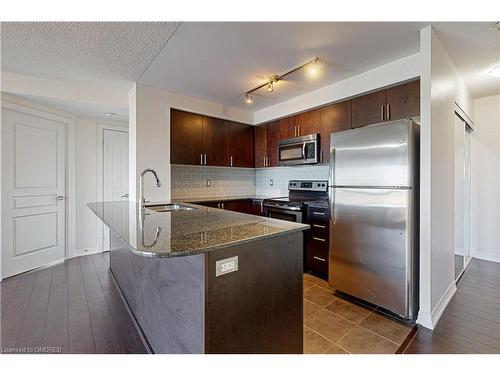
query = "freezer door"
xmin=329 ymin=187 xmax=417 ymax=319
xmin=330 ymin=119 xmax=417 ymax=187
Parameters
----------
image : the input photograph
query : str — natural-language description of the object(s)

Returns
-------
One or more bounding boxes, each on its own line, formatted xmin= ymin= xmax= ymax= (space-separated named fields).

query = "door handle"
xmin=200 ymin=153 xmax=203 ymax=165
xmin=386 ymin=104 xmax=391 ymax=120
xmin=204 ymin=154 xmax=207 ymax=165
xmin=313 ymin=256 xmax=326 ymax=262
xmin=381 ymin=105 xmax=385 ymax=121
xmin=230 ymin=155 xmax=233 ymax=167
xmin=121 ymin=194 xmax=129 ymax=198
xmin=56 ymin=195 xmax=65 ymax=201
xmin=312 ymin=211 xmax=326 ymax=216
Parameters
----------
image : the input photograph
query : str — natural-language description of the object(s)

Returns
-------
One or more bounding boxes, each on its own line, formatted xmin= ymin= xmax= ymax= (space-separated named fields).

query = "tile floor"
xmin=303 ymin=273 xmax=415 ymax=354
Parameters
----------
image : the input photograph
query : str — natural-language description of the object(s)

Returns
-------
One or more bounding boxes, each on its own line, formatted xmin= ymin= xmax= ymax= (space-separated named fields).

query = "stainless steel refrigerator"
xmin=328 ymin=119 xmax=419 ymax=320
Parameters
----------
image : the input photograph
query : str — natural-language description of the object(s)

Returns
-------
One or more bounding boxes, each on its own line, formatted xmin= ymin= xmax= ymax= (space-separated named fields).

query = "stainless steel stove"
xmin=262 ymin=180 xmax=328 ymax=223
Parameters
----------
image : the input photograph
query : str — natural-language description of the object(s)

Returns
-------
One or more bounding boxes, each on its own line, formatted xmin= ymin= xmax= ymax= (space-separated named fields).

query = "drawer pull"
xmin=313 ymin=224 xmax=326 ymax=229
xmin=313 ymin=237 xmax=326 ymax=242
xmin=312 ymin=211 xmax=326 ymax=216
xmin=313 ymin=256 xmax=326 ymax=262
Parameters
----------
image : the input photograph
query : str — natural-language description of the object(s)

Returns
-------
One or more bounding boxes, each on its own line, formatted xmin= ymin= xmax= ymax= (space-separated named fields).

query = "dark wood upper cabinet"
xmin=202 ymin=116 xmax=229 ymax=167
xmin=171 ymin=109 xmax=203 ymax=165
xmin=279 ymin=116 xmax=298 ymax=140
xmin=297 ymin=109 xmax=321 ymax=136
xmin=351 ymin=90 xmax=387 ymax=128
xmin=254 ymin=125 xmax=267 ymax=168
xmin=266 ymin=121 xmax=281 ymax=167
xmin=229 ymin=122 xmax=254 ymax=168
xmin=320 ymin=101 xmax=351 ymax=163
xmin=386 ymin=80 xmax=420 ymax=121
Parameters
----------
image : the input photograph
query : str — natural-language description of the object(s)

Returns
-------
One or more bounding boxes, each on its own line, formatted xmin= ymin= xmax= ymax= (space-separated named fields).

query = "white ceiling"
xmin=139 ymin=22 xmax=429 ymax=110
xmin=1 ymin=22 xmax=180 ymax=91
xmin=432 ymin=22 xmax=500 ymax=99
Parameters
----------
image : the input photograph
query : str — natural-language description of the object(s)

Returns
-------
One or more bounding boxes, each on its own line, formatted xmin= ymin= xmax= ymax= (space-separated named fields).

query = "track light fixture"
xmin=243 ymin=57 xmax=319 ymax=104
xmin=245 ymin=93 xmax=253 ymax=104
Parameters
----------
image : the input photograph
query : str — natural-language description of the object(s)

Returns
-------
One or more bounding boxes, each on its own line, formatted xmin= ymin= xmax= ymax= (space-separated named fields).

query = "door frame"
xmin=1 ymin=99 xmax=76 ymax=280
xmin=96 ymin=123 xmax=128 ymax=252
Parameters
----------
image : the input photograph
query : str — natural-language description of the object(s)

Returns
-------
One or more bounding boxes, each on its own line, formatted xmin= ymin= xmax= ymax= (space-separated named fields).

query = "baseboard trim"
xmin=431 ymin=280 xmax=457 ymax=328
xmin=72 ymin=248 xmax=102 ymax=257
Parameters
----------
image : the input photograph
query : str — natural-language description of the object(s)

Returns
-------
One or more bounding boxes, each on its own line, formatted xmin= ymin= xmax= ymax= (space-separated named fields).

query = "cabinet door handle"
xmin=313 ymin=256 xmax=326 ymax=262
xmin=200 ymin=153 xmax=203 ymax=165
xmin=313 ymin=224 xmax=326 ymax=229
xmin=313 ymin=237 xmax=326 ymax=242
xmin=381 ymin=105 xmax=385 ymax=121
xmin=386 ymin=104 xmax=391 ymax=120
xmin=230 ymin=155 xmax=233 ymax=167
xmin=312 ymin=211 xmax=326 ymax=216
xmin=221 ymin=203 xmax=224 ymax=209
xmin=204 ymin=153 xmax=207 ymax=165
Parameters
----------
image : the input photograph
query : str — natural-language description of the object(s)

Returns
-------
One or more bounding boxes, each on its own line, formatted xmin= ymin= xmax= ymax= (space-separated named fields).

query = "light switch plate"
xmin=215 ymin=256 xmax=238 ymax=277
xmin=270 ymin=179 xmax=273 ymax=186
xmin=206 ymin=179 xmax=211 ymax=187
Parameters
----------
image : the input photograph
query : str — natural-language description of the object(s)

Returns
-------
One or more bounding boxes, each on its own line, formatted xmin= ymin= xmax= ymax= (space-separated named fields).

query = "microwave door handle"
xmin=302 ymin=142 xmax=307 ymax=160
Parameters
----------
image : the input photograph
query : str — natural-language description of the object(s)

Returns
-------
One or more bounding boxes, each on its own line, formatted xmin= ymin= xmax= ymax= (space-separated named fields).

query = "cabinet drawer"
xmin=307 ymin=206 xmax=329 ymax=224
xmin=306 ymin=245 xmax=328 ymax=275
xmin=308 ymin=232 xmax=329 ymax=250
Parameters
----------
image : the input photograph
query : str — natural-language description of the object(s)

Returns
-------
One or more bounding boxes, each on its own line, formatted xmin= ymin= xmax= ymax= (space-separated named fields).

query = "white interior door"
xmin=2 ymin=108 xmax=66 ymax=278
xmin=101 ymin=129 xmax=128 ymax=251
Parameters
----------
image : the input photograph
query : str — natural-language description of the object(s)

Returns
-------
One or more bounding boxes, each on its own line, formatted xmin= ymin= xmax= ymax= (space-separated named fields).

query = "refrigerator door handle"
xmin=328 ymin=146 xmax=336 ymax=188
xmin=329 ymin=187 xmax=336 ymax=226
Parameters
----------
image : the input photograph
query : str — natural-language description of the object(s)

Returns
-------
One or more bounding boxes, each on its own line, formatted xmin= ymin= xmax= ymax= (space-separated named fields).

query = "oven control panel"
xmin=288 ymin=180 xmax=328 ymax=192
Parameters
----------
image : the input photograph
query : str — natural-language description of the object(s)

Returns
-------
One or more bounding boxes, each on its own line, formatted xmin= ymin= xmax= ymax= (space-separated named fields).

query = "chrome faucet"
xmin=139 ymin=168 xmax=162 ymax=210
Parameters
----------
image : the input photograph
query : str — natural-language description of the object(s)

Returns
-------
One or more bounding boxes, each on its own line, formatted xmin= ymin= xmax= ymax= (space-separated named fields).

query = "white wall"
xmin=254 ymin=52 xmax=422 ymax=124
xmin=74 ymin=117 xmax=127 ymax=255
xmin=471 ymin=94 xmax=500 ymax=263
xmin=417 ymin=27 xmax=474 ymax=329
xmin=128 ymin=83 xmax=253 ymax=203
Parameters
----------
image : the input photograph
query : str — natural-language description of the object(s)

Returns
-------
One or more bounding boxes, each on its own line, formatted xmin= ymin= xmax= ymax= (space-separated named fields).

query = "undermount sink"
xmin=145 ymin=204 xmax=197 ymax=212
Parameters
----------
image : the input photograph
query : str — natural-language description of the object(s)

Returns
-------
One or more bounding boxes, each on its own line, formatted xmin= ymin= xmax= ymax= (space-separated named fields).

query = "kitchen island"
xmin=88 ymin=201 xmax=308 ymax=354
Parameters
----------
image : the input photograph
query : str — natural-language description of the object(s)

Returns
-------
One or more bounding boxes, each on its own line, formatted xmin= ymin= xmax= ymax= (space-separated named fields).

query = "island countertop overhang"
xmin=87 ymin=200 xmax=309 ymax=258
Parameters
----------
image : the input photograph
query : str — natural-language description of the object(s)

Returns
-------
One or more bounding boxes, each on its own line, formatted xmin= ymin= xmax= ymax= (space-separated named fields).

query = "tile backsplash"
xmin=171 ymin=164 xmax=329 ymax=199
xmin=171 ymin=165 xmax=256 ymax=199
xmin=256 ymin=165 xmax=329 ymax=197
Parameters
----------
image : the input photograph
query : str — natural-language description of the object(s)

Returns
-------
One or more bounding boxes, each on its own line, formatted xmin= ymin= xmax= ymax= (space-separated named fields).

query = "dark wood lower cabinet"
xmin=110 ymin=229 xmax=304 ymax=353
xmin=305 ymin=205 xmax=329 ymax=279
xmin=194 ymin=199 xmax=264 ymax=216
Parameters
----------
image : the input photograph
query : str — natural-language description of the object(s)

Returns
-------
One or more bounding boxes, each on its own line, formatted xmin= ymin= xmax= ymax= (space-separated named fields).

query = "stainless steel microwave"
xmin=278 ymin=134 xmax=320 ymax=166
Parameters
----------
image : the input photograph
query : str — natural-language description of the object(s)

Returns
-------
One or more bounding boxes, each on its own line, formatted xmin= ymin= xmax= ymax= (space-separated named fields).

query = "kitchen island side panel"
xmin=205 ymin=232 xmax=304 ymax=354
xmin=110 ymin=232 xmax=205 ymax=354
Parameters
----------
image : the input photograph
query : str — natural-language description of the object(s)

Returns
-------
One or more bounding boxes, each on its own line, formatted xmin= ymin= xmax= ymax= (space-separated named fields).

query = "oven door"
xmin=263 ymin=205 xmax=303 ymax=222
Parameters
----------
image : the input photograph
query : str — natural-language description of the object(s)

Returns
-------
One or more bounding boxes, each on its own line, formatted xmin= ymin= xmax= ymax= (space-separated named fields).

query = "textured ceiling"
xmin=1 ymin=22 xmax=180 ymax=91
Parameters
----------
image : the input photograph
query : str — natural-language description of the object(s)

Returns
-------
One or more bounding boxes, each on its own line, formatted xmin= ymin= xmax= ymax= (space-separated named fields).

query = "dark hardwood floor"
xmin=404 ymin=258 xmax=500 ymax=354
xmin=1 ymin=253 xmax=147 ymax=354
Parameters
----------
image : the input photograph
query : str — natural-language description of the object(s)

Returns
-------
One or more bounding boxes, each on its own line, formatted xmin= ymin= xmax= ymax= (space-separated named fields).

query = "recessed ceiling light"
xmin=489 ymin=65 xmax=500 ymax=78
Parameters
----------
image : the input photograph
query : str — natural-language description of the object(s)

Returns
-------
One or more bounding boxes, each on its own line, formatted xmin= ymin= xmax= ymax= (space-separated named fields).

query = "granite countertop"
xmin=88 ymin=201 xmax=308 ymax=258
xmin=175 ymin=195 xmax=276 ymax=203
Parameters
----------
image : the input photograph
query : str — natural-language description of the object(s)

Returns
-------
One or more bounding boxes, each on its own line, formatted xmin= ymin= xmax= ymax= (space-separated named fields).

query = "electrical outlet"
xmin=215 ymin=256 xmax=238 ymax=277
xmin=270 ymin=179 xmax=273 ymax=186
xmin=206 ymin=179 xmax=211 ymax=187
